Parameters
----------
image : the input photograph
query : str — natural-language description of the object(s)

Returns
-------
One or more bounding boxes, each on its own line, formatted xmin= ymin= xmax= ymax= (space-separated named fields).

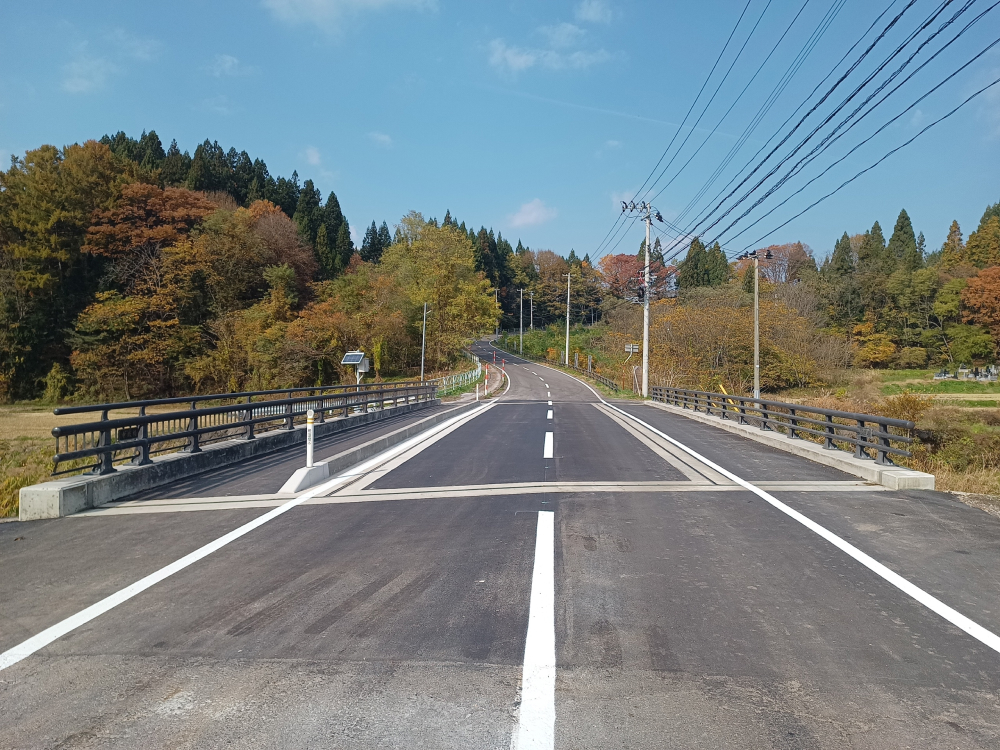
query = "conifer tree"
xmin=293 ymin=179 xmax=322 ymax=244
xmin=160 ymin=140 xmax=191 ymax=186
xmin=677 ymin=238 xmax=708 ymax=289
xmin=314 ymin=224 xmax=336 ymax=279
xmin=361 ymin=221 xmax=382 ymax=262
xmin=377 ymin=221 xmax=392 ymax=250
xmin=887 ymin=209 xmax=917 ymax=268
xmin=335 ymin=222 xmax=353 ymax=270
xmin=940 ymin=220 xmax=965 ymax=269
xmin=705 ymin=242 xmax=729 ymax=286
xmin=829 ymin=232 xmax=854 ymax=276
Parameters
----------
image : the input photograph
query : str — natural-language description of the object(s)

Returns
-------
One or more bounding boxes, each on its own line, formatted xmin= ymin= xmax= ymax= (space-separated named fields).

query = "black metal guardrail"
xmin=52 ymin=381 xmax=438 ymax=476
xmin=650 ymin=386 xmax=915 ymax=465
xmin=492 ymin=340 xmax=620 ymax=392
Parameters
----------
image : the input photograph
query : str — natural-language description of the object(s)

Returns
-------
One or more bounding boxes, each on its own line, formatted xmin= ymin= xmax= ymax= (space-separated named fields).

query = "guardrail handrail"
xmin=650 ymin=386 xmax=915 ymax=465
xmin=51 ymin=381 xmax=438 ymax=477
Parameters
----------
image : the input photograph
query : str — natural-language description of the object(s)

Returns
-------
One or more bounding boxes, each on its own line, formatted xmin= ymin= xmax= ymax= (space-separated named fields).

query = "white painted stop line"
xmin=543 ymin=432 xmax=554 ymax=459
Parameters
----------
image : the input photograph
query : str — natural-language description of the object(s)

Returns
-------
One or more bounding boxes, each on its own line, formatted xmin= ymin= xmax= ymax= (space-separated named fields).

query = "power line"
xmin=703 ymin=0 xmax=991 ymax=247
xmin=657 ymin=0 xmax=924 ymax=259
xmin=712 ymin=15 xmax=1000 ymax=249
xmin=737 ymin=72 xmax=1000 ymax=251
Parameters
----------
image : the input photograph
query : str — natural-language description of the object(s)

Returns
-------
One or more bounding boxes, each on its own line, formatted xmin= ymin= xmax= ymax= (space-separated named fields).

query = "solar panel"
xmin=341 ymin=351 xmax=366 ymax=365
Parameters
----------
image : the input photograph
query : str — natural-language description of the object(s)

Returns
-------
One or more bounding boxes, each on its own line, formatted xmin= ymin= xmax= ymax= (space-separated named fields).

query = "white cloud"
xmin=304 ymin=146 xmax=322 ymax=165
xmin=538 ymin=22 xmax=585 ymax=49
xmin=605 ymin=139 xmax=622 ymax=148
xmin=106 ymin=29 xmax=161 ymax=61
xmin=201 ymin=95 xmax=233 ymax=115
xmin=509 ymin=199 xmax=557 ymax=228
xmin=62 ymin=56 xmax=115 ymax=94
xmin=489 ymin=39 xmax=610 ymax=74
xmin=262 ymin=0 xmax=434 ymax=28
xmin=210 ymin=54 xmax=244 ymax=77
xmin=909 ymin=109 xmax=925 ymax=129
xmin=368 ymin=131 xmax=393 ymax=147
xmin=576 ymin=0 xmax=612 ymax=23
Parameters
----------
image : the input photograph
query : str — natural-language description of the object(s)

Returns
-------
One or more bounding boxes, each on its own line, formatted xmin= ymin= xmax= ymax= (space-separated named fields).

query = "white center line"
xmin=547 ymin=392 xmax=550 ymax=398
xmin=544 ymin=384 xmax=549 ymax=389
xmin=514 ymin=510 xmax=555 ymax=750
xmin=547 ymin=410 xmax=553 ymax=420
xmin=543 ymin=432 xmax=554 ymax=459
xmin=547 ymin=400 xmax=552 ymax=406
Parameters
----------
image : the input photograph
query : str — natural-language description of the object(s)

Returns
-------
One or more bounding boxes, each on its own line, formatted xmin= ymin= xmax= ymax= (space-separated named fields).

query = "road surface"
xmin=3 ymin=341 xmax=1000 ymax=748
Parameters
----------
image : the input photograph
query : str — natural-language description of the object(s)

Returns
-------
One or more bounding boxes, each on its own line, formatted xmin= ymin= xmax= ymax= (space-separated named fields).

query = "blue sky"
xmin=1 ymin=0 xmax=998 ymax=261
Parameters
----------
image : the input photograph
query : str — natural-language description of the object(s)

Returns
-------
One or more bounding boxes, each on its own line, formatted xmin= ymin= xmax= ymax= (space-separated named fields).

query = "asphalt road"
xmin=4 ymin=340 xmax=1000 ymax=748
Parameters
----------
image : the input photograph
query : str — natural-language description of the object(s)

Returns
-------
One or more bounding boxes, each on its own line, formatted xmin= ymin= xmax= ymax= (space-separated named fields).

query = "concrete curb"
xmin=643 ymin=400 xmax=935 ymax=491
xmin=278 ymin=404 xmax=471 ymax=493
xmin=19 ymin=399 xmax=442 ymax=521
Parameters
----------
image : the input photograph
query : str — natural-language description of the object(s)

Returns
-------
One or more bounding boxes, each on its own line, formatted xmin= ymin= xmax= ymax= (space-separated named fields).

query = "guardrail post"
xmin=244 ymin=395 xmax=256 ymax=440
xmin=187 ymin=401 xmax=202 ymax=453
xmin=131 ymin=406 xmax=152 ymax=465
xmin=854 ymin=420 xmax=866 ymax=458
xmin=737 ymin=399 xmax=747 ymax=425
xmin=823 ymin=414 xmax=836 ymax=450
xmin=787 ymin=408 xmax=799 ymax=439
xmin=875 ymin=431 xmax=893 ymax=466
xmin=284 ymin=400 xmax=294 ymax=430
xmin=94 ymin=409 xmax=116 ymax=474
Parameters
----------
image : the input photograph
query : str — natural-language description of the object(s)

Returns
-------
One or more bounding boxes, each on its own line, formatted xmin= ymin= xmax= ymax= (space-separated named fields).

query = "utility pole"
xmin=519 ymin=288 xmax=524 ymax=355
xmin=564 ymin=273 xmax=571 ymax=366
xmin=621 ymin=201 xmax=663 ymax=398
xmin=420 ymin=302 xmax=428 ymax=382
xmin=529 ymin=291 xmax=534 ymax=330
xmin=737 ymin=248 xmax=772 ymax=400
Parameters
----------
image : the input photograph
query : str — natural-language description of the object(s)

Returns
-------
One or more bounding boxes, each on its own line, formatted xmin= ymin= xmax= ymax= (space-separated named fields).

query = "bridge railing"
xmin=649 ymin=386 xmax=915 ymax=465
xmin=52 ymin=381 xmax=438 ymax=476
xmin=434 ymin=353 xmax=483 ymax=394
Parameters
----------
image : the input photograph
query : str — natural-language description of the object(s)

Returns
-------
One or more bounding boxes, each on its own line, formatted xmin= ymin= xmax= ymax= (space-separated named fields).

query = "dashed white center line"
xmin=547 ymin=392 xmax=550 ymax=398
xmin=544 ymin=384 xmax=549 ymax=388
xmin=543 ymin=432 xmax=554 ymax=459
xmin=547 ymin=410 xmax=553 ymax=420
xmin=547 ymin=400 xmax=552 ymax=406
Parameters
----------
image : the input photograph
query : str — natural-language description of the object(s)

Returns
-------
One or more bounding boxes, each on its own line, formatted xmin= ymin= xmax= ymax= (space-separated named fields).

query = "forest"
xmin=0 ymin=133 xmax=509 ymax=402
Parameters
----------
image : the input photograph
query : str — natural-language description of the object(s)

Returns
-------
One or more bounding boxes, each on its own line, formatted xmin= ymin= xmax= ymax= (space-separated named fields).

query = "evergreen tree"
xmin=335 ymin=222 xmax=353 ymax=271
xmin=858 ymin=221 xmax=887 ymax=270
xmin=314 ymin=224 xmax=335 ymax=280
xmin=828 ymin=232 xmax=854 ymax=276
xmin=377 ymin=221 xmax=392 ymax=250
xmin=160 ymin=140 xmax=191 ymax=186
xmin=677 ymin=238 xmax=708 ymax=289
xmin=980 ymin=201 xmax=1000 ymax=231
xmin=887 ymin=209 xmax=917 ymax=268
xmin=442 ymin=209 xmax=453 ymax=227
xmin=705 ymin=242 xmax=729 ymax=286
xmin=568 ymin=249 xmax=580 ymax=266
xmin=361 ymin=221 xmax=382 ymax=262
xmin=292 ymin=179 xmax=322 ymax=244
xmin=940 ymin=220 xmax=965 ymax=269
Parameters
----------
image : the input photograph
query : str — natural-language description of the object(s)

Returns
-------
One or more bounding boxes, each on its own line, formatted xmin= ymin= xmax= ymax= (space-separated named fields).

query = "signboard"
xmin=625 ymin=344 xmax=640 ymax=354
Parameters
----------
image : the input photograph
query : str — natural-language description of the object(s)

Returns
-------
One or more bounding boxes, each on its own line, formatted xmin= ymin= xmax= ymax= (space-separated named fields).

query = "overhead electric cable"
xmin=738 ymin=73 xmax=1000 ymax=250
xmin=703 ymin=0 xmax=989 ymax=246
xmin=717 ymin=30 xmax=1000 ymax=249
xmin=657 ymin=0 xmax=923 ymax=258
xmin=692 ymin=0 xmax=959 ymax=243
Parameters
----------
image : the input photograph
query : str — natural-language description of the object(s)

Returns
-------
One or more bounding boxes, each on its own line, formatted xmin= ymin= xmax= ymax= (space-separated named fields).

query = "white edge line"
xmin=513 ymin=510 xmax=555 ymax=750
xmin=0 ymin=383 xmax=512 ymax=672
xmin=520 ymin=352 xmax=1000 ymax=656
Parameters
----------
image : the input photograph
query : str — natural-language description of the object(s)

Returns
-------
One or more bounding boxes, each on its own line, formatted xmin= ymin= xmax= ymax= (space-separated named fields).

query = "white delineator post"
xmin=305 ymin=409 xmax=315 ymax=468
